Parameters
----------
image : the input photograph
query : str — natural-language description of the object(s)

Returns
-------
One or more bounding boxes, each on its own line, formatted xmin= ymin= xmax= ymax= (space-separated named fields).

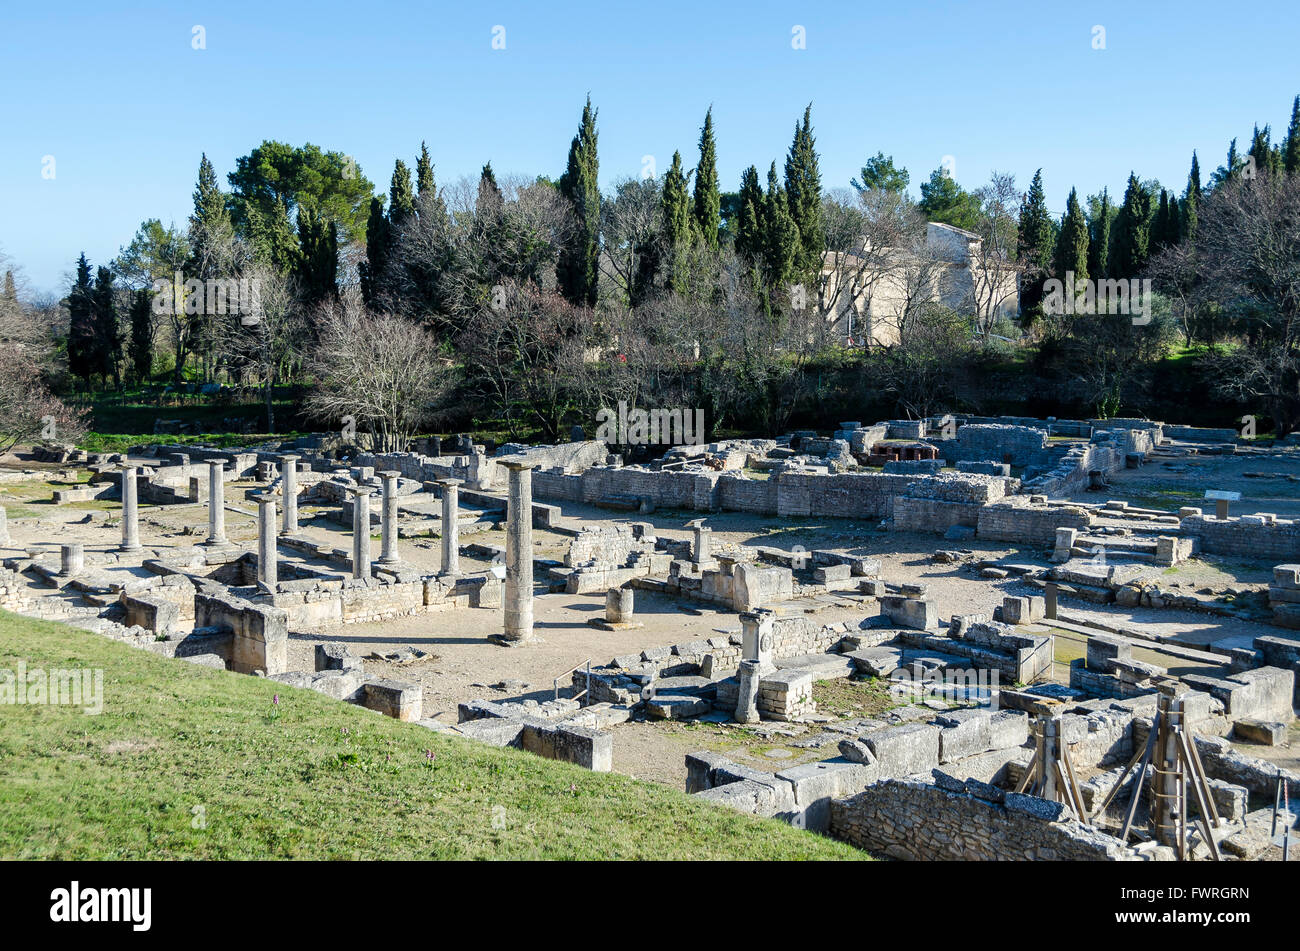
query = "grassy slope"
xmin=0 ymin=611 xmax=860 ymax=860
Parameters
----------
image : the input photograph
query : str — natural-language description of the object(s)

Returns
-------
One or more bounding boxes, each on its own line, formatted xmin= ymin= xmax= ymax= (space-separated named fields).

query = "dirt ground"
xmin=3 ymin=446 xmax=1299 ymax=789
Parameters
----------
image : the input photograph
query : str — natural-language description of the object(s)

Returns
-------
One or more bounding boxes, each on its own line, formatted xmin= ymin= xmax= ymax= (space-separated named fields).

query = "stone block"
xmin=362 ymin=678 xmax=423 ymax=721
xmin=865 ymin=722 xmax=941 ymax=776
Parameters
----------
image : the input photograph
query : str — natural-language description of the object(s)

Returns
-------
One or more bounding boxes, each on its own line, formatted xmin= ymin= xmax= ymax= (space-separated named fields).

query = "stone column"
xmin=502 ymin=461 xmax=536 ymax=644
xmin=206 ymin=460 xmax=228 ymax=546
xmin=1044 ymin=582 xmax=1059 ymax=620
xmin=120 ymin=466 xmax=141 ymax=552
xmin=734 ymin=660 xmax=762 ymax=723
xmin=437 ymin=478 xmax=462 ymax=578
xmin=378 ymin=471 xmax=401 ymax=565
xmin=0 ymin=505 xmax=9 ymax=546
xmin=351 ymin=486 xmax=374 ymax=580
xmin=740 ymin=609 xmax=775 ymax=673
xmin=606 ymin=587 xmax=634 ymax=624
xmin=691 ymin=524 xmax=712 ymax=565
xmin=256 ymin=493 xmax=277 ymax=591
xmin=280 ymin=454 xmax=300 ymax=535
xmin=60 ymin=543 xmax=84 ymax=577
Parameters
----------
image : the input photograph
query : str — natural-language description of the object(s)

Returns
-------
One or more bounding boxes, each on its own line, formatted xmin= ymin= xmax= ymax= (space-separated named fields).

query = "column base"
xmin=489 ymin=633 xmax=540 ymax=647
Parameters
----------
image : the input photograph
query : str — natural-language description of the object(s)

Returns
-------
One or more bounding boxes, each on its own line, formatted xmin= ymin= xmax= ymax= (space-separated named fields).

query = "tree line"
xmin=4 ymin=92 xmax=1299 ymax=453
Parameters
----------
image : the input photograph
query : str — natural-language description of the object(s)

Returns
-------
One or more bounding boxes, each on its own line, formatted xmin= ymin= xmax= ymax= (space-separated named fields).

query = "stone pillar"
xmin=740 ymin=609 xmax=775 ymax=673
xmin=502 ymin=461 xmax=536 ymax=644
xmin=60 ymin=543 xmax=84 ymax=577
xmin=256 ymin=494 xmax=277 ymax=591
xmin=437 ymin=478 xmax=462 ymax=578
xmin=120 ymin=466 xmax=141 ymax=552
xmin=734 ymin=660 xmax=762 ymax=723
xmin=692 ymin=524 xmax=712 ymax=565
xmin=351 ymin=486 xmax=374 ymax=580
xmin=206 ymin=460 xmax=228 ymax=547
xmin=606 ymin=587 xmax=634 ymax=624
xmin=1216 ymin=498 xmax=1231 ymax=520
xmin=1044 ymin=582 xmax=1059 ymax=620
xmin=430 ymin=435 xmax=443 ymax=458
xmin=280 ymin=454 xmax=300 ymax=535
xmin=0 ymin=505 xmax=8 ymax=546
xmin=378 ymin=471 xmax=401 ymax=565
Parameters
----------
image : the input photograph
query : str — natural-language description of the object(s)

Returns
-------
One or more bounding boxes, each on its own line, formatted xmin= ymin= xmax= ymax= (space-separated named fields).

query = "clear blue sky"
xmin=2 ymin=0 xmax=1298 ymax=295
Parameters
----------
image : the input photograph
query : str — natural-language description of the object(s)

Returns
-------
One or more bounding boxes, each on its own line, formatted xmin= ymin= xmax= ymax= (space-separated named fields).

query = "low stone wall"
xmin=1181 ymin=513 xmax=1300 ymax=561
xmin=829 ymin=775 xmax=1140 ymax=860
xmin=977 ymin=496 xmax=1093 ymax=546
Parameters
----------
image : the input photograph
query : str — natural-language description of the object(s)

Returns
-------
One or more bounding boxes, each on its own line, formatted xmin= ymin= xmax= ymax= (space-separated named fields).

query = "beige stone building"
xmin=819 ymin=222 xmax=1020 ymax=346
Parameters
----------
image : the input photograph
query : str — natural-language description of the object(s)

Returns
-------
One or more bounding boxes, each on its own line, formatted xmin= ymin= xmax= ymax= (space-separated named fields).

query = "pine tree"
xmin=1284 ymin=96 xmax=1300 ymax=177
xmin=416 ymin=142 xmax=435 ymax=197
xmin=128 ymin=289 xmax=153 ymax=382
xmin=1111 ymin=173 xmax=1152 ymax=280
xmin=66 ymin=253 xmax=96 ymax=384
xmin=662 ymin=151 xmax=695 ymax=294
xmin=556 ymin=96 xmax=601 ymax=307
xmin=1182 ymin=152 xmax=1201 ymax=242
xmin=1054 ymin=187 xmax=1089 ymax=284
xmin=691 ymin=108 xmax=721 ymax=251
xmin=389 ymin=159 xmax=415 ymax=224
xmin=734 ymin=166 xmax=764 ymax=263
xmin=783 ymin=104 xmax=824 ymax=281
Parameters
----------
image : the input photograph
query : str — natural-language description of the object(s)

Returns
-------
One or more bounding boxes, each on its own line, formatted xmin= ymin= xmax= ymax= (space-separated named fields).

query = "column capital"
xmin=500 ymin=459 xmax=536 ymax=471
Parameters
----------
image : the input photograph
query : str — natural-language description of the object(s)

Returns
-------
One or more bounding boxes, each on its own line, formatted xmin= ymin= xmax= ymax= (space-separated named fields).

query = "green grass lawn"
xmin=0 ymin=611 xmax=860 ymax=860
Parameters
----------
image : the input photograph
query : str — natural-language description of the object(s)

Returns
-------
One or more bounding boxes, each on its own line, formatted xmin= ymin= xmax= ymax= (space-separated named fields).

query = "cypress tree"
xmin=128 ymin=289 xmax=153 ymax=382
xmin=1284 ymin=96 xmax=1300 ymax=177
xmin=557 ymin=96 xmax=601 ymax=307
xmin=91 ymin=266 xmax=121 ymax=384
xmin=2 ymin=270 xmax=16 ymax=305
xmin=1153 ymin=190 xmax=1171 ymax=249
xmin=692 ymin=108 xmax=721 ymax=251
xmin=662 ymin=151 xmax=695 ymax=294
xmin=734 ymin=166 xmax=764 ymax=263
xmin=783 ymin=104 xmax=824 ymax=281
xmin=190 ymin=153 xmax=232 ymax=249
xmin=1087 ymin=189 xmax=1112 ymax=280
xmin=247 ymin=197 xmax=298 ymax=272
xmin=360 ymin=196 xmax=389 ymax=308
xmin=67 ymin=253 xmax=96 ymax=384
xmin=1182 ymin=152 xmax=1201 ymax=242
xmin=416 ymin=142 xmax=435 ymax=197
xmin=1111 ymin=173 xmax=1151 ymax=280
xmin=1054 ymin=187 xmax=1089 ymax=284
xmin=389 ymin=159 xmax=415 ymax=224
xmin=477 ymin=162 xmax=504 ymax=219
xmin=1247 ymin=125 xmax=1281 ymax=178
xmin=762 ymin=162 xmax=800 ymax=295
xmin=1017 ymin=170 xmax=1054 ymax=315
xmin=295 ymin=206 xmax=339 ymax=307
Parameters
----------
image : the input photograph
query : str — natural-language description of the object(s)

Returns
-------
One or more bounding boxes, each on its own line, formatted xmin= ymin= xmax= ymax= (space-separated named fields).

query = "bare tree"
xmin=303 ymin=292 xmax=452 ymax=451
xmin=970 ymin=171 xmax=1024 ymax=335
